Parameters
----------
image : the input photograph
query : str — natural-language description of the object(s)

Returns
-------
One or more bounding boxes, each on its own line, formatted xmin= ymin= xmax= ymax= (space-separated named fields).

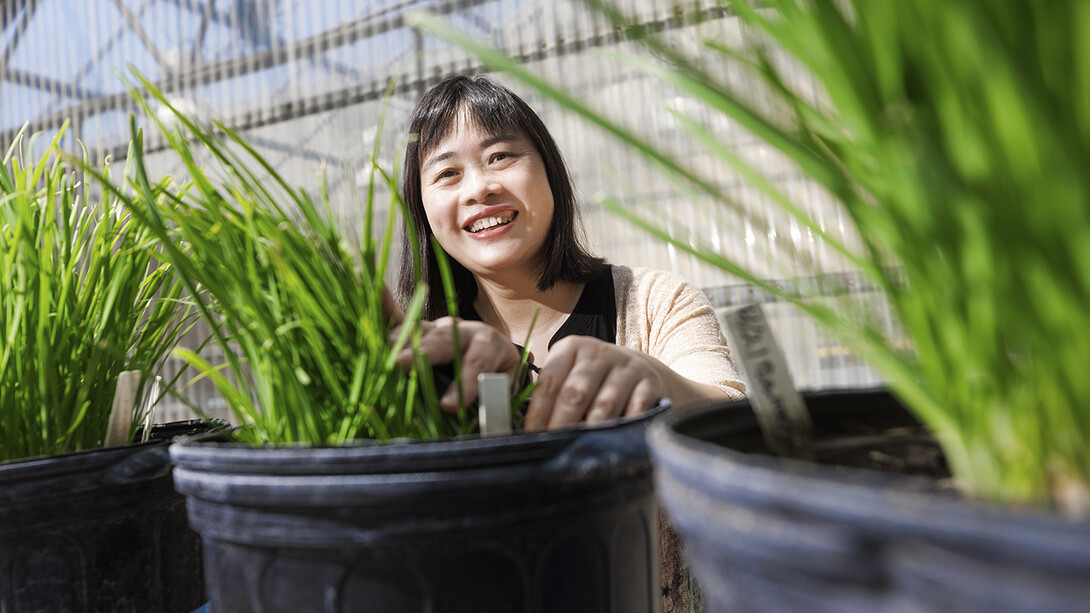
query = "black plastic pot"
xmin=647 ymin=389 xmax=1090 ymax=613
xmin=170 ymin=402 xmax=669 ymax=613
xmin=0 ymin=420 xmax=216 ymax=613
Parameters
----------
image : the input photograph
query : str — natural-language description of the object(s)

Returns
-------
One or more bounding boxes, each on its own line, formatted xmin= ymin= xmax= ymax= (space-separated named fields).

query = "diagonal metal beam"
xmin=220 ymin=0 xmax=366 ymax=83
xmin=80 ymin=4 xmax=737 ymax=162
xmin=453 ymin=7 xmax=499 ymax=37
xmin=167 ymin=0 xmax=363 ymax=80
xmin=163 ymin=0 xmax=220 ymax=20
xmin=6 ymin=1 xmax=736 ymax=153
xmin=2 ymin=0 xmax=495 ymax=145
xmin=173 ymin=0 xmax=474 ymax=89
xmin=191 ymin=0 xmax=215 ymax=64
xmin=245 ymin=133 xmax=330 ymax=164
xmin=1 ymin=67 xmax=107 ymax=100
xmin=110 ymin=0 xmax=173 ymax=72
xmin=166 ymin=0 xmax=418 ymax=33
xmin=171 ymin=0 xmax=366 ymax=93
xmin=0 ymin=0 xmax=39 ymax=72
xmin=71 ymin=0 xmax=156 ymax=89
xmin=170 ymin=0 xmax=362 ymax=84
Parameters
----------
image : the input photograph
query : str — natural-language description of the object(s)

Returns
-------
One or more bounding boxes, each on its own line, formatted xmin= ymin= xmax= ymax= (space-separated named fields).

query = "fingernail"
xmin=441 ymin=387 xmax=458 ymax=407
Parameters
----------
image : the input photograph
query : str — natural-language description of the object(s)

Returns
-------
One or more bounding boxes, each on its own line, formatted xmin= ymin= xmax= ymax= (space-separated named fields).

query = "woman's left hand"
xmin=523 ymin=336 xmax=665 ymax=430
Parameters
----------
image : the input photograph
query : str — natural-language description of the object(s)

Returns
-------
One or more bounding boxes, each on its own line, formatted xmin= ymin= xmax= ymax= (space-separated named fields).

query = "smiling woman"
xmin=396 ymin=75 xmax=746 ymax=430
xmin=420 ymin=116 xmax=555 ymax=289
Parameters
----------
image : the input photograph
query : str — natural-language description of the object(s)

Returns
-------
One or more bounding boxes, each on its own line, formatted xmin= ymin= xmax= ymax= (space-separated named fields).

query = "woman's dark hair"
xmin=397 ymin=74 xmax=606 ymax=319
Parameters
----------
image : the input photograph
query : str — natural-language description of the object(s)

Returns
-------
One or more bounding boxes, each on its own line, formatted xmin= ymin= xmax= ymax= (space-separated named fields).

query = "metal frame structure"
xmin=1 ymin=0 xmax=728 ymax=160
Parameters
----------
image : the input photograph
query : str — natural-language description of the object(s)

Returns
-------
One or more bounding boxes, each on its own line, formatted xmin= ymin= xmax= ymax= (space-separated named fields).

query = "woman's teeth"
xmin=467 ymin=212 xmax=516 ymax=233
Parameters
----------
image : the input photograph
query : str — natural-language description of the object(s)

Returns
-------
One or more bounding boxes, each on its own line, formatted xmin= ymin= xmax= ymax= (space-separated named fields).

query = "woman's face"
xmin=419 ymin=111 xmax=554 ymax=283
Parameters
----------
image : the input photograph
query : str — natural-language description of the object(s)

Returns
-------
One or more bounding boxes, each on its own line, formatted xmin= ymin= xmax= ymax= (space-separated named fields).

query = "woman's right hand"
xmin=389 ymin=315 xmax=521 ymax=412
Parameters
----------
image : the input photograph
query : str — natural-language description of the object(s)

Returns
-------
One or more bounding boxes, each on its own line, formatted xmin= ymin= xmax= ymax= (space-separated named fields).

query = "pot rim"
xmin=647 ymin=387 xmax=1090 ymax=569
xmin=0 ymin=419 xmax=218 ymax=481
xmin=170 ymin=399 xmax=672 ymax=475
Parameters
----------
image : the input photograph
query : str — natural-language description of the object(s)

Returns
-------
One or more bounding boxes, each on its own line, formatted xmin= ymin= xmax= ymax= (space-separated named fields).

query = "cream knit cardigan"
xmin=612 ymin=265 xmax=746 ymax=400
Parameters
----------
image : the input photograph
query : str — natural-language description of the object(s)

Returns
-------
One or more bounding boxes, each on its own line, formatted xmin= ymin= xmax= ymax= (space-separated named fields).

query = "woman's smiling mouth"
xmin=465 ymin=211 xmax=518 ymax=234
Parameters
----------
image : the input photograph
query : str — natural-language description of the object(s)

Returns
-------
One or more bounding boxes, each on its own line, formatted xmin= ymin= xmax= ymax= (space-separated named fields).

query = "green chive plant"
xmin=84 ymin=74 xmax=531 ymax=446
xmin=414 ymin=1 xmax=1090 ymax=513
xmin=1 ymin=125 xmax=195 ymax=462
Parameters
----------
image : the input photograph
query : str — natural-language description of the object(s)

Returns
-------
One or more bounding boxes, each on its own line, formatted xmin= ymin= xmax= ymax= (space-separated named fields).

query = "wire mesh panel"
xmin=2 ymin=0 xmax=890 ymax=421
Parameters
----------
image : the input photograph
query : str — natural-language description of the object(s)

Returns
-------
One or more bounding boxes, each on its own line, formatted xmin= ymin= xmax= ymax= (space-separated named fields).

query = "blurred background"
xmin=1 ymin=0 xmax=891 ymax=422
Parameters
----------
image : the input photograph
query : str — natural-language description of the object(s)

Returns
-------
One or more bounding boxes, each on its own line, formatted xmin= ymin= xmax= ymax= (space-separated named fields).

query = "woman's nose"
xmin=462 ymin=168 xmax=499 ymax=204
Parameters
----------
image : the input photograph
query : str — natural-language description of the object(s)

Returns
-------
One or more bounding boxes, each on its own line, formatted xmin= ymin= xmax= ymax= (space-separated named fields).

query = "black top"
xmin=459 ymin=265 xmax=617 ymax=370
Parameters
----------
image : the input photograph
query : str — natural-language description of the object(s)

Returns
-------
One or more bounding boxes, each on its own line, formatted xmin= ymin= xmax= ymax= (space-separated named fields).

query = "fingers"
xmin=524 ymin=346 xmax=582 ymax=430
xmin=386 ymin=317 xmax=663 ymax=428
xmin=389 ymin=317 xmax=519 ymax=413
xmin=390 ymin=319 xmax=436 ymax=369
xmin=624 ymin=377 xmax=660 ymax=418
xmin=442 ymin=321 xmax=520 ymax=411
xmin=588 ymin=366 xmax=650 ymax=424
xmin=525 ymin=337 xmax=662 ymax=431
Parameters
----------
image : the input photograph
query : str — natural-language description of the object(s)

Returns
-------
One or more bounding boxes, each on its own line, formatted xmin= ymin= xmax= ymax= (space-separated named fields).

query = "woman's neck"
xmin=472 ymin=275 xmax=584 ymax=348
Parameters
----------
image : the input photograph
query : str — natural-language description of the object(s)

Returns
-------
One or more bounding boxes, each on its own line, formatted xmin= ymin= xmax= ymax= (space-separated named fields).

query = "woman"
xmin=393 ymin=75 xmax=744 ymax=430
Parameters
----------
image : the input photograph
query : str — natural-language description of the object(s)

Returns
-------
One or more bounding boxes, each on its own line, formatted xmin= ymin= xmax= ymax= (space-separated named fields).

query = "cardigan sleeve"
xmin=613 ymin=265 xmax=746 ymax=400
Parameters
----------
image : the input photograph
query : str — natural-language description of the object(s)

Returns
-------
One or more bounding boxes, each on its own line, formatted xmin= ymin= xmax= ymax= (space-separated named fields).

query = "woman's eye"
xmin=436 ymin=169 xmax=457 ymax=180
xmin=490 ymin=152 xmax=512 ymax=163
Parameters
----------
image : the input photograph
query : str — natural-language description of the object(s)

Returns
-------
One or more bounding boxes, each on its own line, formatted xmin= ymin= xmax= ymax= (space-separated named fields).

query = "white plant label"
xmin=105 ymin=371 xmax=142 ymax=447
xmin=478 ymin=373 xmax=513 ymax=436
xmin=722 ymin=304 xmax=812 ymax=459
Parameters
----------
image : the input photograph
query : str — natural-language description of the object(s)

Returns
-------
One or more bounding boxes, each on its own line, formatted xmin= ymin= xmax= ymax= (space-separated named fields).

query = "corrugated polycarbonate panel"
xmin=2 ymin=0 xmax=890 ymax=420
